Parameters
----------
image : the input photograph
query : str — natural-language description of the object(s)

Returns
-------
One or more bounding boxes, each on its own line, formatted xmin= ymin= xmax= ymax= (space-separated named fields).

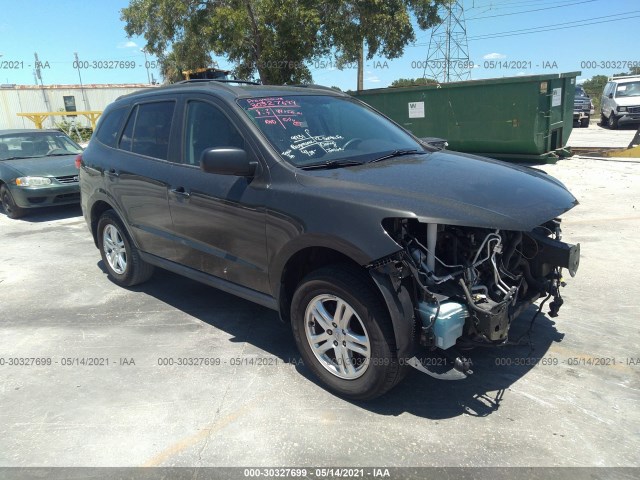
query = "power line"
xmin=470 ymin=0 xmax=596 ymax=11
xmin=468 ymin=0 xmax=594 ymax=10
xmin=415 ymin=0 xmax=601 ymax=42
xmin=410 ymin=10 xmax=640 ymax=45
xmin=468 ymin=10 xmax=640 ymax=39
xmin=467 ymin=0 xmax=598 ymax=21
xmin=469 ymin=12 xmax=640 ymax=40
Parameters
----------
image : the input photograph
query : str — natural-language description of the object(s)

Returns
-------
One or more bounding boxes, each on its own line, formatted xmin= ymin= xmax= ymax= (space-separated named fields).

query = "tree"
xmin=122 ymin=0 xmax=447 ymax=87
xmin=121 ymin=0 xmax=326 ymax=84
xmin=613 ymin=67 xmax=640 ymax=77
xmin=321 ymin=0 xmax=446 ymax=90
xmin=390 ymin=77 xmax=437 ymax=87
xmin=582 ymin=75 xmax=608 ymax=114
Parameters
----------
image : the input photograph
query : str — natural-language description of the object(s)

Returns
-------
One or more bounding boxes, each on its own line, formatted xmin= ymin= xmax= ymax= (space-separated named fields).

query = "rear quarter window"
xmin=94 ymin=107 xmax=128 ymax=147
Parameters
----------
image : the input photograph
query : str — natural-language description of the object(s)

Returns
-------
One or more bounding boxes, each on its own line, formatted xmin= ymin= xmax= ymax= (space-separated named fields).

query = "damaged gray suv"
xmin=79 ymin=80 xmax=580 ymax=400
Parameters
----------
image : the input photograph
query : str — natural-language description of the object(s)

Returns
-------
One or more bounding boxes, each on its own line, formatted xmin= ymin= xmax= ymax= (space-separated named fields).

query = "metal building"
xmin=0 ymin=83 xmax=158 ymax=130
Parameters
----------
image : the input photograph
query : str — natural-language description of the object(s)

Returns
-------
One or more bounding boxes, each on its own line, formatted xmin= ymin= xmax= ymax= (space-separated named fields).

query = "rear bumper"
xmin=9 ymin=184 xmax=80 ymax=209
xmin=573 ymin=111 xmax=590 ymax=121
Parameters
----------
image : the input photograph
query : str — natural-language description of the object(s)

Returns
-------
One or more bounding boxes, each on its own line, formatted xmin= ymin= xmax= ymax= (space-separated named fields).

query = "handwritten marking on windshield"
xmin=246 ymin=97 xmax=302 ymax=129
xmin=283 ymin=130 xmax=345 ymax=158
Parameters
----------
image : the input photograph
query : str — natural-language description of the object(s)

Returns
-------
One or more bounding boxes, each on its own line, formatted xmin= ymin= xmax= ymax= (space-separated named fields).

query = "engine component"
xmin=473 ymin=302 xmax=510 ymax=341
xmin=528 ymin=229 xmax=581 ymax=278
xmin=426 ymin=223 xmax=438 ymax=272
xmin=389 ymin=218 xmax=580 ymax=349
xmin=417 ymin=301 xmax=468 ymax=350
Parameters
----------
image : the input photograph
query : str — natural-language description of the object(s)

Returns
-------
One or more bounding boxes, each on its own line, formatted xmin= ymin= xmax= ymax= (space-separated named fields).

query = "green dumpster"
xmin=351 ymin=72 xmax=580 ymax=163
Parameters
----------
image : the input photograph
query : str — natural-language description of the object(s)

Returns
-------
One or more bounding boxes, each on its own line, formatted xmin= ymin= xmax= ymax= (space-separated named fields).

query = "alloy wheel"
xmin=304 ymin=294 xmax=371 ymax=380
xmin=102 ymin=224 xmax=127 ymax=275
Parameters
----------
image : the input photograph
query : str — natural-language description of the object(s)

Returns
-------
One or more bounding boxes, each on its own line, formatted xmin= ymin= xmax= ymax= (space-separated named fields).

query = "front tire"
xmin=600 ymin=112 xmax=608 ymax=127
xmin=97 ymin=210 xmax=154 ymax=287
xmin=580 ymin=118 xmax=590 ymax=128
xmin=290 ymin=265 xmax=405 ymax=400
xmin=1 ymin=185 xmax=25 ymax=219
xmin=608 ymin=111 xmax=619 ymax=129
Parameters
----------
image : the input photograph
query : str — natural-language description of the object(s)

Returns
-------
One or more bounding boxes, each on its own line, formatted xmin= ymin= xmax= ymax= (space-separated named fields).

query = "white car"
xmin=601 ymin=75 xmax=640 ymax=129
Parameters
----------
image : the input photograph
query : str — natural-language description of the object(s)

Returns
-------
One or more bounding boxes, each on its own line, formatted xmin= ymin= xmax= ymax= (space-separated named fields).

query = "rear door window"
xmin=119 ymin=106 xmax=137 ymax=151
xmin=118 ymin=101 xmax=175 ymax=160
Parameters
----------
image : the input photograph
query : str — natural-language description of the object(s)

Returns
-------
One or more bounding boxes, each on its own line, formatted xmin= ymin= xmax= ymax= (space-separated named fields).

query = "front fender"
xmin=369 ymin=265 xmax=416 ymax=361
xmin=268 ymin=232 xmax=376 ymax=298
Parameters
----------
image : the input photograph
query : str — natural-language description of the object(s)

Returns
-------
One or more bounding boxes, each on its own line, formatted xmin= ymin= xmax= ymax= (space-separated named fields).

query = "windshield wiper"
xmin=299 ymin=159 xmax=365 ymax=170
xmin=3 ymin=156 xmax=33 ymax=160
xmin=368 ymin=149 xmax=427 ymax=164
xmin=46 ymin=153 xmax=75 ymax=156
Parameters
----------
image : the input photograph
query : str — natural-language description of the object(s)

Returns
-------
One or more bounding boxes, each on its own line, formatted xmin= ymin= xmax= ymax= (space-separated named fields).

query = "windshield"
xmin=615 ymin=81 xmax=640 ymax=98
xmin=0 ymin=132 xmax=83 ymax=160
xmin=237 ymin=95 xmax=423 ymax=166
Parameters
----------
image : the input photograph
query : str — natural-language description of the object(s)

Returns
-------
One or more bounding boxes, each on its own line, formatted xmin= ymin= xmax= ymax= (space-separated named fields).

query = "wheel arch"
xmin=89 ymin=199 xmax=139 ymax=250
xmin=277 ymin=245 xmax=368 ymax=324
xmin=275 ymin=241 xmax=415 ymax=360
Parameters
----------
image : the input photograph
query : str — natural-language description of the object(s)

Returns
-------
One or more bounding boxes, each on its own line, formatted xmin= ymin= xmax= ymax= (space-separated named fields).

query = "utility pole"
xmin=424 ymin=0 xmax=472 ymax=83
xmin=34 ymin=52 xmax=45 ymax=87
xmin=34 ymin=52 xmax=52 ymax=127
xmin=74 ymin=52 xmax=90 ymax=110
xmin=141 ymin=48 xmax=151 ymax=84
xmin=357 ymin=41 xmax=364 ymax=92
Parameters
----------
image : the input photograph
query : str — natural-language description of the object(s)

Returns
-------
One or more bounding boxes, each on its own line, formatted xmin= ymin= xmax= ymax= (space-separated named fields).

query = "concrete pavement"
xmin=0 ymin=157 xmax=638 ymax=469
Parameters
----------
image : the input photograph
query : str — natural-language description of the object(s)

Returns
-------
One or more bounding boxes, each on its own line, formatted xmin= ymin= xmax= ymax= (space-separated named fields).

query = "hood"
xmin=296 ymin=151 xmax=578 ymax=231
xmin=613 ymin=96 xmax=640 ymax=107
xmin=2 ymin=155 xmax=78 ymax=178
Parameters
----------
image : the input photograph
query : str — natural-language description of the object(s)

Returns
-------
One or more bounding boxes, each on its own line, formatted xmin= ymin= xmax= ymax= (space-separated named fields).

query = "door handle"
xmin=105 ymin=168 xmax=120 ymax=178
xmin=170 ymin=186 xmax=191 ymax=198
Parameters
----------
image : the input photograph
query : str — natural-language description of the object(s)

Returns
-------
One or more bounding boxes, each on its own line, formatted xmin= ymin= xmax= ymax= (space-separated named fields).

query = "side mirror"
xmin=608 ymin=93 xmax=614 ymax=99
xmin=419 ymin=137 xmax=448 ymax=150
xmin=200 ymin=148 xmax=257 ymax=177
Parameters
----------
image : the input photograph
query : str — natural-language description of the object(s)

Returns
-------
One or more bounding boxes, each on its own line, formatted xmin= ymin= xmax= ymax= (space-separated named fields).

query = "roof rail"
xmin=609 ymin=74 xmax=640 ymax=80
xmin=287 ymin=83 xmax=339 ymax=91
xmin=174 ymin=79 xmax=261 ymax=86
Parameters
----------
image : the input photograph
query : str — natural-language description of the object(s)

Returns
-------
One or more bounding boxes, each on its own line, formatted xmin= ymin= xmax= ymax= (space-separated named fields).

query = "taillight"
xmin=75 ymin=154 xmax=82 ymax=169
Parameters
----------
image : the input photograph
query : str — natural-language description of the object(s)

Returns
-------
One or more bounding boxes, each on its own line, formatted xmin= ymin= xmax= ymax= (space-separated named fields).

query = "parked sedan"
xmin=0 ymin=129 xmax=83 ymax=219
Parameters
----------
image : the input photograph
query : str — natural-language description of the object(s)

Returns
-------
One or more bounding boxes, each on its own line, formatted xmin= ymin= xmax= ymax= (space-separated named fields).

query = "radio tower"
xmin=424 ymin=0 xmax=471 ymax=83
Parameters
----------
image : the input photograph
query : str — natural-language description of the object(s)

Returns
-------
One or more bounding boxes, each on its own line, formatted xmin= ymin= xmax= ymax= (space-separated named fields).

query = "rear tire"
xmin=1 ymin=185 xmax=25 ymax=219
xmin=290 ymin=265 xmax=405 ymax=400
xmin=97 ymin=210 xmax=154 ymax=287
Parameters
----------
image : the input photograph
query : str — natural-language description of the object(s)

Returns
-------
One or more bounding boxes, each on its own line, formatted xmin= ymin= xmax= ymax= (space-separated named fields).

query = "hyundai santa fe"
xmin=79 ymin=80 xmax=580 ymax=400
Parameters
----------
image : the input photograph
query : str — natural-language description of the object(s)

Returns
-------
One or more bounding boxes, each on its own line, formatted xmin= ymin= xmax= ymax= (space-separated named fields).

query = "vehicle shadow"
xmin=18 ymin=204 xmax=82 ymax=223
xmin=118 ymin=267 xmax=563 ymax=420
xmin=351 ymin=305 xmax=563 ymax=418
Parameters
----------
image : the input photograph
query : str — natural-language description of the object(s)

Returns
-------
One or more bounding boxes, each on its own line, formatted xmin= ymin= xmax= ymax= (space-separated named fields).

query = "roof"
xmin=115 ymin=80 xmax=347 ymax=102
xmin=609 ymin=75 xmax=640 ymax=83
xmin=0 ymin=129 xmax=64 ymax=135
xmin=0 ymin=84 xmax=159 ymax=90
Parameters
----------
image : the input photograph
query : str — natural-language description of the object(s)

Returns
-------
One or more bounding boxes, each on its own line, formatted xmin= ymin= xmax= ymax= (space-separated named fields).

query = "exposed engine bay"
xmin=377 ymin=218 xmax=580 ymax=378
